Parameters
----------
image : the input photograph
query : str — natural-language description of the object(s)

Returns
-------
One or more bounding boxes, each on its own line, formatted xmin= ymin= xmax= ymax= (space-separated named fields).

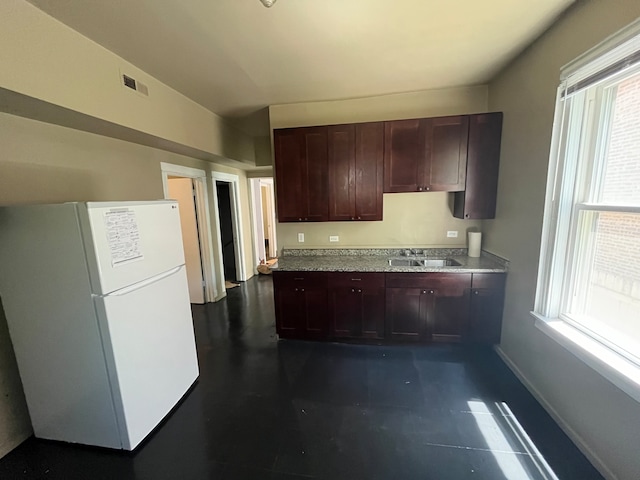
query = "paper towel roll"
xmin=468 ymin=232 xmax=482 ymax=257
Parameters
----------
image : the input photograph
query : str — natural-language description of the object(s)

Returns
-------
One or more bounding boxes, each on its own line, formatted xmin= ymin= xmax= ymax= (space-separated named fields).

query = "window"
xmin=535 ymin=22 xmax=640 ymax=393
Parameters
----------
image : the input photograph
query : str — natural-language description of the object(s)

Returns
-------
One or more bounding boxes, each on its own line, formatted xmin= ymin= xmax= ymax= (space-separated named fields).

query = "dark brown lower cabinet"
xmin=467 ymin=273 xmax=506 ymax=344
xmin=273 ymin=272 xmax=328 ymax=339
xmin=329 ymin=273 xmax=385 ymax=339
xmin=274 ymin=271 xmax=504 ymax=345
xmin=385 ymin=273 xmax=472 ymax=342
xmin=385 ymin=288 xmax=431 ymax=341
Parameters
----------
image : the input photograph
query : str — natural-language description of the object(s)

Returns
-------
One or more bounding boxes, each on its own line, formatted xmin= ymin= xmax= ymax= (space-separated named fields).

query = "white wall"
xmin=270 ymin=86 xmax=488 ymax=249
xmin=485 ymin=2 xmax=640 ymax=479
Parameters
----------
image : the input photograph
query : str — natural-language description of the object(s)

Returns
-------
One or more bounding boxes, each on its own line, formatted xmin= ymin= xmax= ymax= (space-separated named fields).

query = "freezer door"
xmin=80 ymin=201 xmax=186 ymax=295
xmin=94 ymin=265 xmax=199 ymax=450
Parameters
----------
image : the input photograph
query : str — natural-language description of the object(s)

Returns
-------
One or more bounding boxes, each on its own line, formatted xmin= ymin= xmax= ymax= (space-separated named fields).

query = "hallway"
xmin=0 ymin=277 xmax=602 ymax=479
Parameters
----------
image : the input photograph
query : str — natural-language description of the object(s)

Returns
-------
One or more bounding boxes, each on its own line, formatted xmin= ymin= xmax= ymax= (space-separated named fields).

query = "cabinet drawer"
xmin=386 ymin=273 xmax=471 ymax=295
xmin=471 ymin=273 xmax=506 ymax=290
xmin=328 ymin=272 xmax=385 ymax=288
xmin=273 ymin=271 xmax=328 ymax=288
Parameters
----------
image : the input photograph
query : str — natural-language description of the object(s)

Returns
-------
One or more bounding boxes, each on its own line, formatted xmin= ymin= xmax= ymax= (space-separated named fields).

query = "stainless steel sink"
xmin=388 ymin=258 xmax=461 ymax=267
xmin=388 ymin=259 xmax=424 ymax=267
xmin=421 ymin=258 xmax=461 ymax=267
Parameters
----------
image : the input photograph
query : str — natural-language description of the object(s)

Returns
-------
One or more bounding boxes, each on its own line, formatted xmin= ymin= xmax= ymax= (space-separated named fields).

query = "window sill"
xmin=532 ymin=312 xmax=640 ymax=404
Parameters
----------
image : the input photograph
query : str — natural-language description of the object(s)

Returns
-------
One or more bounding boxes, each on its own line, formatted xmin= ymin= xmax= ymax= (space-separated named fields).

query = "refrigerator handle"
xmin=101 ymin=265 xmax=184 ymax=297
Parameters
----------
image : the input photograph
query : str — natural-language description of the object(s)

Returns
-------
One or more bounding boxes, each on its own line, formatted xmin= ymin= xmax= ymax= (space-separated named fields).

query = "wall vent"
xmin=121 ymin=73 xmax=149 ymax=96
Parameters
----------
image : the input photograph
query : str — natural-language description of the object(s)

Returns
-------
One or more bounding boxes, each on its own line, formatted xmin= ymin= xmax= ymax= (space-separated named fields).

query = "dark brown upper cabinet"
xmin=328 ymin=122 xmax=384 ymax=221
xmin=384 ymin=115 xmax=468 ymax=193
xmin=383 ymin=119 xmax=422 ymax=193
xmin=426 ymin=116 xmax=469 ymax=191
xmin=274 ymin=126 xmax=329 ymax=222
xmin=454 ymin=112 xmax=503 ymax=219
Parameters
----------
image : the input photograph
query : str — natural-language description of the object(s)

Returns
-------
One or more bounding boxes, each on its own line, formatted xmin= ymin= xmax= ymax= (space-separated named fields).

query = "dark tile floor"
xmin=0 ymin=276 xmax=603 ymax=479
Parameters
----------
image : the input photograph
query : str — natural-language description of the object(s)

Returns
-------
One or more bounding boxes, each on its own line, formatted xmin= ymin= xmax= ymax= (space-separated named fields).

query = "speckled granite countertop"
xmin=272 ymin=248 xmax=508 ymax=273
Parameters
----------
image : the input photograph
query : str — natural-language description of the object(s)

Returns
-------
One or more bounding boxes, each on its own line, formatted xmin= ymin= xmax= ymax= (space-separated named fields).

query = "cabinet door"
xmin=360 ymin=287 xmax=385 ymax=339
xmin=301 ymin=127 xmax=329 ymax=222
xmin=274 ymin=127 xmax=328 ymax=222
xmin=328 ymin=125 xmax=356 ymax=221
xmin=384 ymin=119 xmax=423 ymax=193
xmin=273 ymin=272 xmax=328 ymax=339
xmin=329 ymin=287 xmax=360 ymax=337
xmin=330 ymin=286 xmax=385 ymax=339
xmin=453 ymin=112 xmax=503 ymax=219
xmin=274 ymin=286 xmax=328 ymax=339
xmin=385 ymin=288 xmax=432 ymax=341
xmin=355 ymin=122 xmax=384 ymax=221
xmin=429 ymin=287 xmax=470 ymax=343
xmin=467 ymin=274 xmax=506 ymax=344
xmin=423 ymin=115 xmax=468 ymax=192
xmin=329 ymin=273 xmax=385 ymax=339
xmin=274 ymin=129 xmax=304 ymax=222
xmin=302 ymin=287 xmax=329 ymax=338
xmin=274 ymin=285 xmax=304 ymax=337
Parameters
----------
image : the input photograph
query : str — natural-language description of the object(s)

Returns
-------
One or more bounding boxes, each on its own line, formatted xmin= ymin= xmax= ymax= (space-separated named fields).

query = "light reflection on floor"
xmin=466 ymin=400 xmax=560 ymax=480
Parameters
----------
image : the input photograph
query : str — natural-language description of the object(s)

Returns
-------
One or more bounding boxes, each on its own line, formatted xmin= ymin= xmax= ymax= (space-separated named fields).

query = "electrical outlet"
xmin=298 ymin=233 xmax=304 ymax=242
xmin=329 ymin=235 xmax=339 ymax=242
xmin=447 ymin=231 xmax=458 ymax=238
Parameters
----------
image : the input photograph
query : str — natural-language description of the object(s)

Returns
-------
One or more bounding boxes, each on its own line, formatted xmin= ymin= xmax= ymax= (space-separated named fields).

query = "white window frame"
xmin=533 ymin=20 xmax=640 ymax=403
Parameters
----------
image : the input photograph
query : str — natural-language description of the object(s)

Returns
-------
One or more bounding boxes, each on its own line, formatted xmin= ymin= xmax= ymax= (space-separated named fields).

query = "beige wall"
xmin=0 ymin=112 xmax=256 ymax=457
xmin=270 ymin=86 xmax=488 ymax=249
xmin=0 ymin=0 xmax=255 ymax=165
xmin=485 ymin=2 xmax=640 ymax=479
xmin=278 ymin=193 xmax=481 ymax=248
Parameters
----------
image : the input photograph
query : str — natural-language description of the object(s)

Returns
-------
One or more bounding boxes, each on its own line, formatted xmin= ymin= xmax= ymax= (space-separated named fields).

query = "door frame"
xmin=211 ymin=171 xmax=247 ymax=282
xmin=262 ymin=179 xmax=278 ymax=259
xmin=249 ymin=177 xmax=278 ymax=268
xmin=160 ymin=162 xmax=218 ymax=302
xmin=249 ymin=178 xmax=266 ymax=270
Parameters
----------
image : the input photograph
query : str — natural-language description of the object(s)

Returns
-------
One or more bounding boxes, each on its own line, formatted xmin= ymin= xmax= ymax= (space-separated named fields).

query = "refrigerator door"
xmin=79 ymin=201 xmax=186 ymax=295
xmin=94 ymin=265 xmax=199 ymax=450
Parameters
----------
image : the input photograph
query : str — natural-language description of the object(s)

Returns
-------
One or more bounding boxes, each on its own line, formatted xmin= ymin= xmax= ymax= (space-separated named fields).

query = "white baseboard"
xmin=494 ymin=346 xmax=617 ymax=480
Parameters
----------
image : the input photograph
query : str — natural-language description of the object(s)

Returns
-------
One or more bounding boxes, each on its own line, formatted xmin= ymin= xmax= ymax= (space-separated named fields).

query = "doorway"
xmin=211 ymin=171 xmax=247 ymax=291
xmin=216 ymin=181 xmax=237 ymax=284
xmin=160 ymin=163 xmax=218 ymax=302
xmin=249 ymin=178 xmax=278 ymax=268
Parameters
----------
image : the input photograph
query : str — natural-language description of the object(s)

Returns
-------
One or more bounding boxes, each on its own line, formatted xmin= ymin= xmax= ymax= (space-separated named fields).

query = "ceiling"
xmin=27 ymin=0 xmax=574 ymax=127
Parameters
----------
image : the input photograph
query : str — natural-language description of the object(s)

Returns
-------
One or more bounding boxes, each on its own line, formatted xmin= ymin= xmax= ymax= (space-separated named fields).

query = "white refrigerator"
xmin=0 ymin=200 xmax=199 ymax=450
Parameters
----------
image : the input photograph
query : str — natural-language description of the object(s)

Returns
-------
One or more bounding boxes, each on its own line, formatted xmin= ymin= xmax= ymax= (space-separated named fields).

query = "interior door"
xmin=216 ymin=181 xmax=237 ymax=282
xmin=167 ymin=178 xmax=205 ymax=304
xmin=95 ymin=266 xmax=199 ymax=450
